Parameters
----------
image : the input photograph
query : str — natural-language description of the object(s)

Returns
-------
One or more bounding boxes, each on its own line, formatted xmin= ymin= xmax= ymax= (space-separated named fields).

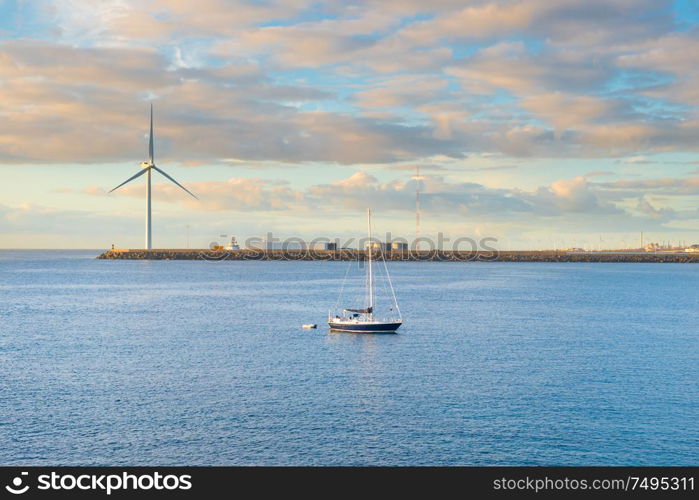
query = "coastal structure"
xmin=97 ymin=249 xmax=699 ymax=263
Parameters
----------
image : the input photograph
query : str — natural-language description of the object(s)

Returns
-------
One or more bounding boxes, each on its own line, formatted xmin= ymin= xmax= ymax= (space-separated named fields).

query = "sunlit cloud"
xmin=2 ymin=0 xmax=699 ymax=248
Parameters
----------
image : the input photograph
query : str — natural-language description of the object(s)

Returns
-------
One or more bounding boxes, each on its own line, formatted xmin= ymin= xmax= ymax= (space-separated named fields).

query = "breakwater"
xmin=97 ymin=249 xmax=699 ymax=263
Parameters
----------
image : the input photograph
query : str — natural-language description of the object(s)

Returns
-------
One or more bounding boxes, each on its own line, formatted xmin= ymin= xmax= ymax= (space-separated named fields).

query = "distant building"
xmin=365 ymin=241 xmax=384 ymax=250
xmin=248 ymin=240 xmax=300 ymax=250
xmin=365 ymin=241 xmax=408 ymax=251
xmin=225 ymin=237 xmax=240 ymax=250
xmin=365 ymin=241 xmax=391 ymax=251
xmin=685 ymin=244 xmax=699 ymax=253
xmin=307 ymin=241 xmax=337 ymax=251
xmin=247 ymin=239 xmax=335 ymax=250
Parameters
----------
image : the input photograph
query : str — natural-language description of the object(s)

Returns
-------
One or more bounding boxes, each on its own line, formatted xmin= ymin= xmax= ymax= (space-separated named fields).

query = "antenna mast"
xmin=367 ymin=208 xmax=373 ymax=319
xmin=415 ymin=166 xmax=421 ymax=248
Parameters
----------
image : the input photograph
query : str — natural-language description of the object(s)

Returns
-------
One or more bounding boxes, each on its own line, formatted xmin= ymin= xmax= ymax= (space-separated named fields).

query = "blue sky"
xmin=1 ymin=0 xmax=699 ymax=249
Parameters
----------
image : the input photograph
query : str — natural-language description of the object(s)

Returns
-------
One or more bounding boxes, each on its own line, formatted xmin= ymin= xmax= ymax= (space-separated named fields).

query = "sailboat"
xmin=328 ymin=209 xmax=403 ymax=333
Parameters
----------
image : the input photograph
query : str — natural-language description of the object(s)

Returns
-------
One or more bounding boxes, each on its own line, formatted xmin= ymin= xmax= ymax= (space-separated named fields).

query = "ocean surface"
xmin=1 ymin=250 xmax=697 ymax=466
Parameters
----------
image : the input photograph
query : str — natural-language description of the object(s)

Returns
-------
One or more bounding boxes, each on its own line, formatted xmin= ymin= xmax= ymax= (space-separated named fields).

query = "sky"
xmin=1 ymin=0 xmax=699 ymax=250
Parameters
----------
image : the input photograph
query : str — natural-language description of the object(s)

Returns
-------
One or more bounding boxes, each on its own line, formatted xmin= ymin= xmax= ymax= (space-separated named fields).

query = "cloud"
xmin=0 ymin=202 xmax=128 ymax=239
xmin=84 ymin=177 xmax=304 ymax=212
xmin=538 ymin=176 xmax=618 ymax=213
xmin=521 ymin=93 xmax=633 ymax=136
xmin=4 ymin=0 xmax=699 ymax=249
xmin=635 ymin=197 xmax=675 ymax=219
xmin=599 ymin=177 xmax=699 ymax=194
xmin=447 ymin=41 xmax=614 ymax=96
xmin=89 ymin=171 xmax=625 ymax=220
xmin=617 ymin=31 xmax=699 ymax=105
xmin=48 ymin=0 xmax=314 ymax=42
xmin=53 ymin=0 xmax=670 ymax=49
xmin=400 ymin=0 xmax=671 ymax=45
xmin=354 ymin=75 xmax=450 ymax=109
xmin=1 ymin=0 xmax=697 ymax=167
xmin=617 ymin=156 xmax=654 ymax=165
xmin=0 ymin=40 xmax=471 ymax=164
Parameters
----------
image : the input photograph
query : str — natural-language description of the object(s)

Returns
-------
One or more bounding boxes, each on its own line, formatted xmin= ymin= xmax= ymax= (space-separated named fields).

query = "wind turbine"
xmin=109 ymin=104 xmax=198 ymax=249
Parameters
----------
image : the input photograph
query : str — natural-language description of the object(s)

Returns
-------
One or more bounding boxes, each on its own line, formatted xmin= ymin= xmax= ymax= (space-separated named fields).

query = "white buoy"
xmin=302 ymin=324 xmax=317 ymax=329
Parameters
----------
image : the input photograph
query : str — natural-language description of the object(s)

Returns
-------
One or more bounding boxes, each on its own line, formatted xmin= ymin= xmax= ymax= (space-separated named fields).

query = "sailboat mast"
xmin=367 ymin=208 xmax=373 ymax=318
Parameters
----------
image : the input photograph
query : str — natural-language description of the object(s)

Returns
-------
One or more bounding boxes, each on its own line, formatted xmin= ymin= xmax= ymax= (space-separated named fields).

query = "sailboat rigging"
xmin=328 ymin=209 xmax=403 ymax=333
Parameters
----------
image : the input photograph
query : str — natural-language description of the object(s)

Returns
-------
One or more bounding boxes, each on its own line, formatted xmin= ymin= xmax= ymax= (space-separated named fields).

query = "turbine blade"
xmin=152 ymin=166 xmax=199 ymax=200
xmin=149 ymin=103 xmax=154 ymax=164
xmin=108 ymin=167 xmax=148 ymax=193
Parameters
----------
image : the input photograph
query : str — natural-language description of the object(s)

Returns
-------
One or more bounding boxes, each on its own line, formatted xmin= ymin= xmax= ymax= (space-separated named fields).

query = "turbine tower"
xmin=109 ymin=104 xmax=198 ymax=249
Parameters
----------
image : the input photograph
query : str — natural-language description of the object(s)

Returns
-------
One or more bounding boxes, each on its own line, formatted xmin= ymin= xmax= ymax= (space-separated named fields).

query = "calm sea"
xmin=1 ymin=250 xmax=697 ymax=465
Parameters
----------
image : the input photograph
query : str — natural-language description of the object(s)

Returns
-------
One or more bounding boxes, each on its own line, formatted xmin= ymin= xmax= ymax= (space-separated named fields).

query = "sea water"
xmin=0 ymin=250 xmax=697 ymax=465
